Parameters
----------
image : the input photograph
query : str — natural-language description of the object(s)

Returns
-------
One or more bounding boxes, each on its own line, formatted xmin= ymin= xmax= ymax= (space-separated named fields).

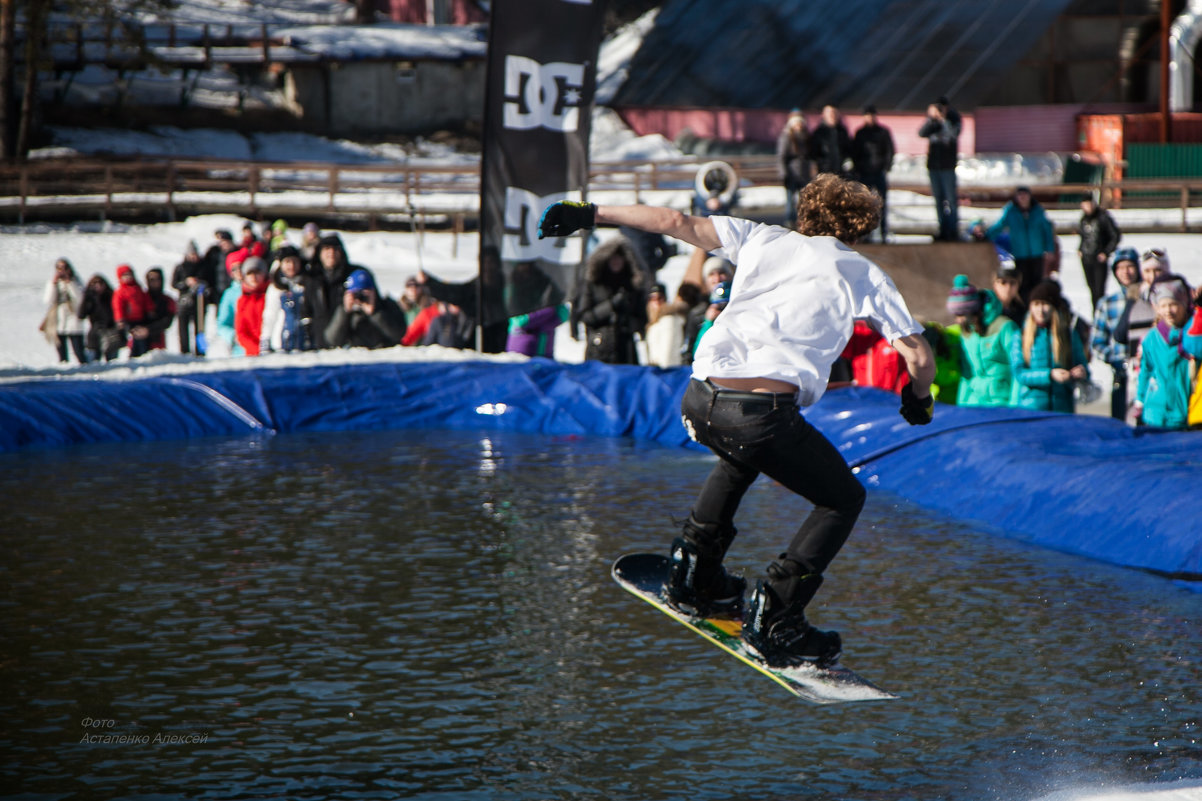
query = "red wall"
xmin=378 ymin=0 xmax=486 ymax=24
xmin=614 ymin=106 xmax=977 ymax=156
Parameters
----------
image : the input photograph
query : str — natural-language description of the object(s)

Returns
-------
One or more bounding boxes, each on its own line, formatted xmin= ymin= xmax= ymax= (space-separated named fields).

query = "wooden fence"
xmin=2 ymin=155 xmax=1201 ymax=231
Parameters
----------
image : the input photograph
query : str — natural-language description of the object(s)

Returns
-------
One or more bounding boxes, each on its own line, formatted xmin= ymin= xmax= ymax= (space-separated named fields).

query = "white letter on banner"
xmin=503 ymin=55 xmax=584 ymax=132
xmin=502 ymin=187 xmax=583 ymax=263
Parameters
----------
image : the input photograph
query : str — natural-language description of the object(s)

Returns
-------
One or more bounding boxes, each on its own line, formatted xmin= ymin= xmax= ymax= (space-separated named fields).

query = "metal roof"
xmin=611 ymin=0 xmax=1076 ymax=112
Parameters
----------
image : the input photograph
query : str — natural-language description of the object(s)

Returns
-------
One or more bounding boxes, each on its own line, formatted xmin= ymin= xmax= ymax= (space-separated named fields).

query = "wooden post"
xmin=18 ymin=161 xmax=27 ymax=221
xmin=166 ymin=161 xmax=176 ymax=221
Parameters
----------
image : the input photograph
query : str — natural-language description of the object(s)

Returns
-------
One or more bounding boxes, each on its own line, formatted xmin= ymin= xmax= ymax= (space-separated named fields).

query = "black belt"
xmin=698 ymin=378 xmax=797 ymax=407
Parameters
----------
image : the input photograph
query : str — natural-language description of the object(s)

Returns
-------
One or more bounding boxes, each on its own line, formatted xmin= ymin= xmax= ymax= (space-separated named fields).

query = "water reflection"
xmin=1 ymin=429 xmax=1199 ymax=800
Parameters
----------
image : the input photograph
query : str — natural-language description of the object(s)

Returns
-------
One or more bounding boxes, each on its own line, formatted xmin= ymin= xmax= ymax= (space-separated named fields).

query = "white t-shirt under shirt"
xmin=692 ymin=216 xmax=923 ymax=407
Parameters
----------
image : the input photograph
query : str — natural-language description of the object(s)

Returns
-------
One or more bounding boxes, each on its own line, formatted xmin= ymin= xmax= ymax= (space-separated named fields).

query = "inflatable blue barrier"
xmin=1 ymin=358 xmax=1197 ymax=581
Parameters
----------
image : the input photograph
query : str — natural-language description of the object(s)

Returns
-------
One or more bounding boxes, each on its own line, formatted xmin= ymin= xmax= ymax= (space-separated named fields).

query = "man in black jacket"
xmin=851 ymin=105 xmax=896 ymax=242
xmin=324 ymin=269 xmax=407 ymax=349
xmin=1076 ymin=197 xmax=1122 ymax=311
xmin=806 ymin=105 xmax=851 ymax=179
xmin=918 ymin=96 xmax=962 ymax=241
xmin=171 ymin=241 xmax=218 ymax=355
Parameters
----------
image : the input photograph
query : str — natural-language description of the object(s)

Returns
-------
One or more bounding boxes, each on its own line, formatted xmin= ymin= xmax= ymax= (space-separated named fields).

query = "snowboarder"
xmin=538 ymin=173 xmax=935 ymax=667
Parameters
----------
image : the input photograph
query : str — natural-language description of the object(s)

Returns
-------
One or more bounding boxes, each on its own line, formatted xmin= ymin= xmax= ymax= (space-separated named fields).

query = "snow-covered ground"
xmin=5 ymin=204 xmax=1202 ymax=377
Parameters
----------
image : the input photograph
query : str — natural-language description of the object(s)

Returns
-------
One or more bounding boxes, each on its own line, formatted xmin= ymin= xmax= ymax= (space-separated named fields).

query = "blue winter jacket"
xmin=1137 ymin=323 xmax=1193 ymax=429
xmin=987 ymin=201 xmax=1055 ymax=260
xmin=1009 ymin=324 xmax=1089 ymax=412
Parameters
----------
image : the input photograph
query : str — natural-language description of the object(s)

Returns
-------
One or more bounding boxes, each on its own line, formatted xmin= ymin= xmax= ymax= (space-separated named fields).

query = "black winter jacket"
xmin=1077 ymin=209 xmax=1121 ymax=259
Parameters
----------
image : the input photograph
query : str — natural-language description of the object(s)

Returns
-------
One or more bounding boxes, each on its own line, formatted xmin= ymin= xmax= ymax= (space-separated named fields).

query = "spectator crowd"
xmin=39 ymin=219 xmax=549 ymax=365
xmin=37 ymin=109 xmax=1202 ymax=432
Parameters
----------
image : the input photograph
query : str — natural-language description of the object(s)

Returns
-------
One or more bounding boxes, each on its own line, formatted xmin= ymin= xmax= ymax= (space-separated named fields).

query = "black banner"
xmin=478 ymin=0 xmax=607 ymax=332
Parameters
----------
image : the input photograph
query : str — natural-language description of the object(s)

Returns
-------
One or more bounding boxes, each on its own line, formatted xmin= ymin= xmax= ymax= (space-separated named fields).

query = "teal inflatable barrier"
xmin=0 ymin=358 xmax=1197 ymax=581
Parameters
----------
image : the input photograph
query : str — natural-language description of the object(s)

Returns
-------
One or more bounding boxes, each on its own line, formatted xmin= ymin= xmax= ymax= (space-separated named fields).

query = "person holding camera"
xmin=918 ymin=96 xmax=962 ymax=242
xmin=324 ymin=269 xmax=407 ymax=350
xmin=537 ymin=173 xmax=935 ymax=668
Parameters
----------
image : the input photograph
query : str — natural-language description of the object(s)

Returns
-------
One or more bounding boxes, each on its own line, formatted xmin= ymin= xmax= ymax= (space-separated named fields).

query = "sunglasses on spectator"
xmin=1141 ymin=248 xmax=1166 ymax=261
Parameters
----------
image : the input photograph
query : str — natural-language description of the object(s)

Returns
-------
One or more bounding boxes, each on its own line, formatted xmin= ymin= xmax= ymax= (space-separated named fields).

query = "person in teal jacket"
xmin=987 ymin=187 xmax=1056 ymax=303
xmin=946 ymin=274 xmax=1018 ymax=407
xmin=1010 ymin=279 xmax=1088 ymax=412
xmin=1134 ymin=275 xmax=1195 ymax=428
xmin=216 ymin=258 xmax=246 ymax=356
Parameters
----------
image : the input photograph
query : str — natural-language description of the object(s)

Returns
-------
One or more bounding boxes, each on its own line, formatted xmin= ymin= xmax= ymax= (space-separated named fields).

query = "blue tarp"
xmin=1 ymin=358 xmax=1197 ymax=580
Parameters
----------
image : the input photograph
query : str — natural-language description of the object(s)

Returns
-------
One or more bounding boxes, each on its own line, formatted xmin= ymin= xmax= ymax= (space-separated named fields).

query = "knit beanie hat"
xmin=1149 ymin=274 xmax=1192 ymax=308
xmin=946 ymin=274 xmax=982 ymax=316
xmin=1108 ymin=246 xmax=1139 ymax=275
xmin=1029 ymin=279 xmax=1063 ymax=306
xmin=1141 ymin=248 xmax=1170 ymax=274
xmin=345 ymin=268 xmax=376 ymax=294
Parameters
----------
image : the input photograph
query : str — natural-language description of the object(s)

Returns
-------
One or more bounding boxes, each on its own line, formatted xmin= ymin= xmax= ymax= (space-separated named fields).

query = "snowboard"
xmin=611 ymin=553 xmax=896 ymax=705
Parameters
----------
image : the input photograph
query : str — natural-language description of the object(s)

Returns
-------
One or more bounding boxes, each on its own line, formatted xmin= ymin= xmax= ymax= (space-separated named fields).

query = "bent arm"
xmin=892 ymin=332 xmax=935 ymax=397
xmin=594 ymin=205 xmax=722 ymax=253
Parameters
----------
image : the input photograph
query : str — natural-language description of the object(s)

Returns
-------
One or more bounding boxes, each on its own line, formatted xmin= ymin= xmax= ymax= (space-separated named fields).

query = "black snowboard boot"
xmin=663 ymin=517 xmax=745 ymax=619
xmin=742 ymin=556 xmax=841 ymax=667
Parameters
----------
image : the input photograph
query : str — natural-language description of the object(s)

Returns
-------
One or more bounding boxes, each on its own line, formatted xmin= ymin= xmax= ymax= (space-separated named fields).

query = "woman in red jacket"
xmin=234 ymin=257 xmax=270 ymax=356
xmin=111 ymin=264 xmax=151 ymax=357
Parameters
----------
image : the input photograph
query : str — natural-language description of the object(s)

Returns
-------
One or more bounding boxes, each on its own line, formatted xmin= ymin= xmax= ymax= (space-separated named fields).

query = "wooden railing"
xmin=2 ymin=154 xmax=1202 ymax=231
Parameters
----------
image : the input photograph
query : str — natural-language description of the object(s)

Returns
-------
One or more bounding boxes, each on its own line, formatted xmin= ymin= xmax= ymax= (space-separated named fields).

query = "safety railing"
xmin=2 ymin=154 xmax=1201 ymax=231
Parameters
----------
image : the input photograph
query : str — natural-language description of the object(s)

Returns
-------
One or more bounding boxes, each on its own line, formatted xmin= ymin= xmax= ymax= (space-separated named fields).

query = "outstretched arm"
xmin=595 ymin=205 xmax=722 ymax=252
xmin=538 ymin=200 xmax=721 ymax=253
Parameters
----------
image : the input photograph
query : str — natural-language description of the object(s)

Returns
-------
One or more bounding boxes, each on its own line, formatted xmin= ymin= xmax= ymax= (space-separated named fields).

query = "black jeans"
xmin=929 ymin=168 xmax=959 ymax=241
xmin=858 ymin=170 xmax=889 ymax=239
xmin=56 ymin=333 xmax=86 ymax=364
xmin=681 ymin=379 xmax=866 ymax=576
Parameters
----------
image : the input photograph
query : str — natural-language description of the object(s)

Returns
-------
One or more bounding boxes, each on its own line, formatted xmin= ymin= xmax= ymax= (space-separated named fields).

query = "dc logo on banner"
xmin=503 ymin=55 xmax=585 ymax=132
xmin=502 ymin=186 xmax=582 ymax=263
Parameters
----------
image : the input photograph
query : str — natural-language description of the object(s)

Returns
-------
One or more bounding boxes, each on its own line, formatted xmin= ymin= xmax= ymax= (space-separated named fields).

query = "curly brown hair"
xmin=797 ymin=173 xmax=882 ymax=243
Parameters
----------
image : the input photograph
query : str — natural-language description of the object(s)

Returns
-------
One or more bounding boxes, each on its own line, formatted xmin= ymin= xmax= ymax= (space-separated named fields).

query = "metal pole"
xmin=1161 ymin=0 xmax=1171 ymax=143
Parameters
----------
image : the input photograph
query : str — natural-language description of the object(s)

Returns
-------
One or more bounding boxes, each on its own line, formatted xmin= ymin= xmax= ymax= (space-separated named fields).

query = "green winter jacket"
xmin=957 ymin=314 xmax=1019 ymax=407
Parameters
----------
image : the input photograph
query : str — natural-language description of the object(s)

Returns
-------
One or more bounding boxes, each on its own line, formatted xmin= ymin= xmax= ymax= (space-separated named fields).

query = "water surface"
xmin=2 ymin=429 xmax=1199 ymax=800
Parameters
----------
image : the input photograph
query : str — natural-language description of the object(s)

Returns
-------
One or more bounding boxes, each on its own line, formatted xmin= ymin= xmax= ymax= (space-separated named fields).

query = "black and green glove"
xmin=537 ymin=201 xmax=596 ymax=239
xmin=899 ymin=384 xmax=934 ymax=426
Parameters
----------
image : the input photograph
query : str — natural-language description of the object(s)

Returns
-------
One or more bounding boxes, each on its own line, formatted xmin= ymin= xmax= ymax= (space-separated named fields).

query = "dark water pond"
xmin=1 ymin=429 xmax=1200 ymax=801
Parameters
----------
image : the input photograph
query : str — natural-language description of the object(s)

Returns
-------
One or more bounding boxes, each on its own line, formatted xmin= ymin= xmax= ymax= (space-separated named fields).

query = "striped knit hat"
xmin=946 ymin=274 xmax=982 ymax=316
